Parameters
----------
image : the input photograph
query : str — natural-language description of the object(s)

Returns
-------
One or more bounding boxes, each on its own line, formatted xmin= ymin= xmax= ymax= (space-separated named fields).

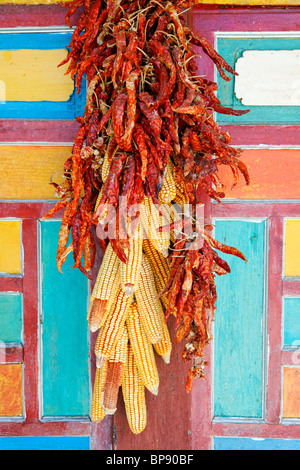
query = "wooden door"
xmin=0 ymin=1 xmax=299 ymax=451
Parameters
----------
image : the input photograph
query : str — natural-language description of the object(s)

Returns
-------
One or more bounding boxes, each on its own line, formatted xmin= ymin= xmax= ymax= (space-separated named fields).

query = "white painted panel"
xmin=234 ymin=50 xmax=300 ymax=106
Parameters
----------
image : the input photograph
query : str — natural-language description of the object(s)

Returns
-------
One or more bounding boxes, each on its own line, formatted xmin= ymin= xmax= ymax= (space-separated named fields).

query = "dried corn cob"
xmin=94 ymin=186 xmax=108 ymax=224
xmin=126 ymin=302 xmax=159 ymax=395
xmin=88 ymin=243 xmax=120 ymax=332
xmin=90 ymin=362 xmax=108 ymax=423
xmin=140 ymin=196 xmax=170 ymax=258
xmin=122 ymin=343 xmax=147 ymax=434
xmin=102 ymin=325 xmax=128 ymax=414
xmin=159 ymin=159 xmax=176 ymax=204
xmin=120 ymin=222 xmax=143 ymax=296
xmin=153 ymin=311 xmax=173 ymax=364
xmin=135 ymin=254 xmax=164 ymax=344
xmin=142 ymin=238 xmax=170 ymax=308
xmin=94 ymin=287 xmax=132 ymax=367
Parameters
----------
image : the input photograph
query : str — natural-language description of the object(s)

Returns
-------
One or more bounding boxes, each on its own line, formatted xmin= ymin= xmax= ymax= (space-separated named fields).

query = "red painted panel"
xmin=22 ymin=219 xmax=39 ymax=422
xmin=0 ymin=346 xmax=23 ymax=365
xmin=212 ymin=422 xmax=300 ymax=439
xmin=0 ymin=277 xmax=23 ymax=293
xmin=0 ymin=5 xmax=82 ymax=27
xmin=266 ymin=217 xmax=283 ymax=424
xmin=0 ymin=121 xmax=80 ymax=144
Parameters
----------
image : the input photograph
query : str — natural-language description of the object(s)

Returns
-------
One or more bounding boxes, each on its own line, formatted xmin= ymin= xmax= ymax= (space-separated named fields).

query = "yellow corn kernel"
xmin=88 ymin=243 xmax=120 ymax=332
xmin=94 ymin=288 xmax=132 ymax=367
xmin=135 ymin=254 xmax=164 ymax=344
xmin=88 ymin=299 xmax=108 ymax=333
xmin=159 ymin=159 xmax=176 ymax=204
xmin=140 ymin=196 xmax=170 ymax=258
xmin=120 ymin=223 xmax=143 ymax=296
xmin=126 ymin=302 xmax=159 ymax=395
xmin=102 ymin=326 xmax=128 ymax=415
xmin=173 ymin=179 xmax=189 ymax=208
xmin=122 ymin=343 xmax=147 ymax=435
xmin=90 ymin=362 xmax=108 ymax=423
xmin=142 ymin=238 xmax=170 ymax=307
xmin=101 ymin=138 xmax=118 ymax=183
xmin=153 ymin=312 xmax=172 ymax=364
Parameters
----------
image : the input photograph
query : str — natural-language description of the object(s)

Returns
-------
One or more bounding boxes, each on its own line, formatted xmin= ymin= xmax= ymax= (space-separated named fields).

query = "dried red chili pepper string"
xmin=44 ymin=0 xmax=250 ymax=392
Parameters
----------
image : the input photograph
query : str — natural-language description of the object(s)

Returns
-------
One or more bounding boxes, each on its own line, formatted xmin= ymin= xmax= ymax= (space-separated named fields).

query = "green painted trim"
xmin=213 ymin=219 xmax=266 ymax=418
xmin=0 ymin=293 xmax=22 ymax=343
xmin=40 ymin=221 xmax=90 ymax=418
xmin=216 ymin=36 xmax=300 ymax=124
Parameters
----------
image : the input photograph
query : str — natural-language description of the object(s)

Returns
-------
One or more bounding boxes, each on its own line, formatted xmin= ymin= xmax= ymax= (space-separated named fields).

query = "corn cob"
xmin=142 ymin=238 xmax=170 ymax=308
xmin=101 ymin=137 xmax=118 ymax=183
xmin=173 ymin=178 xmax=189 ymax=208
xmin=120 ymin=222 xmax=143 ymax=296
xmin=140 ymin=196 xmax=170 ymax=258
xmin=122 ymin=343 xmax=147 ymax=434
xmin=90 ymin=362 xmax=108 ymax=423
xmin=102 ymin=325 xmax=128 ymax=414
xmin=153 ymin=311 xmax=172 ymax=364
xmin=94 ymin=288 xmax=132 ymax=367
xmin=126 ymin=302 xmax=159 ymax=395
xmin=88 ymin=243 xmax=120 ymax=332
xmin=94 ymin=187 xmax=108 ymax=224
xmin=159 ymin=159 xmax=176 ymax=204
xmin=135 ymin=254 xmax=164 ymax=344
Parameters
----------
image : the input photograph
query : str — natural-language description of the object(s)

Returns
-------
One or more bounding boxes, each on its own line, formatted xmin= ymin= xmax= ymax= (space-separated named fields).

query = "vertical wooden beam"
xmin=266 ymin=216 xmax=283 ymax=424
xmin=22 ymin=218 xmax=39 ymax=422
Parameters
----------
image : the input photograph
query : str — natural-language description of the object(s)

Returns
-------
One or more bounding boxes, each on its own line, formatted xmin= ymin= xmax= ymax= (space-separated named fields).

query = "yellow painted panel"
xmin=285 ymin=220 xmax=300 ymax=277
xmin=0 ymin=146 xmax=72 ymax=200
xmin=0 ymin=364 xmax=23 ymax=417
xmin=0 ymin=220 xmax=21 ymax=274
xmin=0 ymin=50 xmax=73 ymax=102
xmin=283 ymin=367 xmax=300 ymax=418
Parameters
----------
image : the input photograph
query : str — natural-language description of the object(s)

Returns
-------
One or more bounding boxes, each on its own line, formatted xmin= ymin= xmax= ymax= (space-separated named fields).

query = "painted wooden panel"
xmin=0 ymin=220 xmax=21 ymax=274
xmin=0 ymin=49 xmax=73 ymax=102
xmin=0 ymin=364 xmax=23 ymax=417
xmin=283 ymin=367 xmax=300 ymax=418
xmin=235 ymin=50 xmax=300 ymax=106
xmin=0 ymin=31 xmax=85 ymax=120
xmin=0 ymin=293 xmax=22 ymax=343
xmin=285 ymin=220 xmax=300 ymax=277
xmin=214 ymin=436 xmax=300 ymax=450
xmin=0 ymin=145 xmax=71 ymax=200
xmin=40 ymin=220 xmax=89 ymax=418
xmin=216 ymin=34 xmax=300 ymax=124
xmin=283 ymin=297 xmax=300 ymax=347
xmin=0 ymin=436 xmax=90 ymax=450
xmin=213 ymin=219 xmax=265 ymax=418
xmin=217 ymin=148 xmax=300 ymax=200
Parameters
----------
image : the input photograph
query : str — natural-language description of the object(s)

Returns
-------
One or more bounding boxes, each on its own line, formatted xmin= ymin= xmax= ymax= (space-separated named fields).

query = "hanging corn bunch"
xmin=43 ymin=0 xmax=250 ymax=434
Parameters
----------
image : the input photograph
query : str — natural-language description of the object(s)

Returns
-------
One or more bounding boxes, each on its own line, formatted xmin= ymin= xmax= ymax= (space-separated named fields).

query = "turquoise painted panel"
xmin=216 ymin=36 xmax=300 ymax=124
xmin=284 ymin=297 xmax=300 ymax=347
xmin=213 ymin=219 xmax=265 ymax=418
xmin=0 ymin=436 xmax=90 ymax=450
xmin=214 ymin=437 xmax=300 ymax=450
xmin=0 ymin=32 xmax=85 ymax=119
xmin=40 ymin=220 xmax=89 ymax=418
xmin=0 ymin=293 xmax=22 ymax=343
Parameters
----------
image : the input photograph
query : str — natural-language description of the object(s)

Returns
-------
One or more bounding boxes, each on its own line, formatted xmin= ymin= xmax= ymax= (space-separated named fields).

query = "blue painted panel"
xmin=0 ymin=31 xmax=85 ymax=120
xmin=216 ymin=36 xmax=300 ymax=124
xmin=0 ymin=293 xmax=22 ymax=343
xmin=40 ymin=220 xmax=90 ymax=418
xmin=284 ymin=297 xmax=300 ymax=347
xmin=213 ymin=219 xmax=265 ymax=418
xmin=0 ymin=436 xmax=90 ymax=450
xmin=214 ymin=437 xmax=300 ymax=450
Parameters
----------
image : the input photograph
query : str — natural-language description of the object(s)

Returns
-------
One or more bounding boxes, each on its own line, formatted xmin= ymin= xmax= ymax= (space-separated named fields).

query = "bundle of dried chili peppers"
xmin=43 ymin=0 xmax=250 ymax=429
